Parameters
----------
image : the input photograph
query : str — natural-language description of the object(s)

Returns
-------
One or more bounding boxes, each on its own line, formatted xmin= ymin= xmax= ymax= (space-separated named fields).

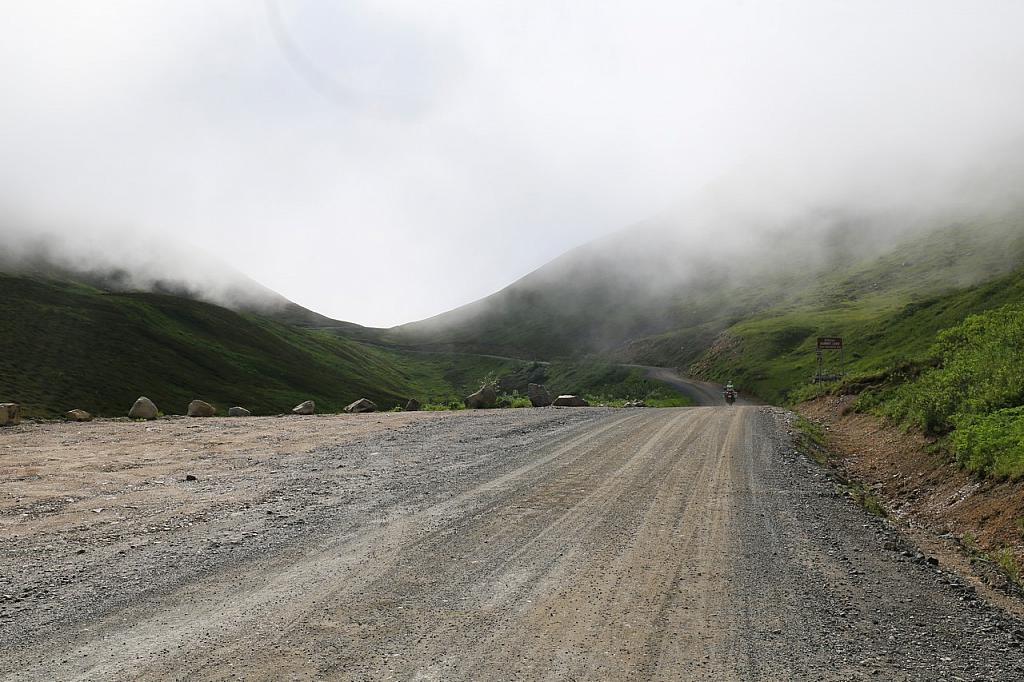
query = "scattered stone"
xmin=0 ymin=403 xmax=20 ymax=427
xmin=64 ymin=409 xmax=93 ymax=422
xmin=405 ymin=398 xmax=421 ymax=412
xmin=187 ymin=400 xmax=216 ymax=417
xmin=292 ymin=400 xmax=315 ymax=415
xmin=527 ymin=383 xmax=553 ymax=407
xmin=622 ymin=400 xmax=647 ymax=408
xmin=227 ymin=406 xmax=251 ymax=417
xmin=345 ymin=398 xmax=378 ymax=414
xmin=465 ymin=386 xmax=497 ymax=409
xmin=128 ymin=397 xmax=158 ymax=420
xmin=552 ymin=394 xmax=589 ymax=407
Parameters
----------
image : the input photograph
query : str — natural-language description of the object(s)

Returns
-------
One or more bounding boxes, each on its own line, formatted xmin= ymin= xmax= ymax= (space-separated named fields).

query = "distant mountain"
xmin=386 ymin=207 xmax=1024 ymax=371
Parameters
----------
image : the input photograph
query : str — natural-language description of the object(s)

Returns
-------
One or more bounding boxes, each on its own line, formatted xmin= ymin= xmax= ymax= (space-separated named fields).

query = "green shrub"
xmin=886 ymin=304 xmax=1024 ymax=434
xmin=951 ymin=407 xmax=1024 ymax=478
xmin=495 ymin=391 xmax=532 ymax=408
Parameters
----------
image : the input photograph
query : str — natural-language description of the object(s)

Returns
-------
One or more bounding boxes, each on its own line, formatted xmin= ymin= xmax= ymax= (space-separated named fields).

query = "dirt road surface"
xmin=641 ymin=367 xmax=752 ymax=406
xmin=3 ymin=405 xmax=1024 ymax=680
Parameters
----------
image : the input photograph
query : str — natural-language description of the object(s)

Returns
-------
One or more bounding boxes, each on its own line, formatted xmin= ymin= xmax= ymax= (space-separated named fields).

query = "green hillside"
xmin=386 ymin=211 xmax=1024 ymax=373
xmin=686 ymin=219 xmax=1024 ymax=403
xmin=0 ymin=274 xmax=526 ymax=418
xmin=0 ymin=274 xmax=693 ymax=418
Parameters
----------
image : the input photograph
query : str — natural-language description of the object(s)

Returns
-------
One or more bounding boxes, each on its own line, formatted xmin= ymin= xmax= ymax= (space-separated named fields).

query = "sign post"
xmin=814 ymin=336 xmax=845 ymax=382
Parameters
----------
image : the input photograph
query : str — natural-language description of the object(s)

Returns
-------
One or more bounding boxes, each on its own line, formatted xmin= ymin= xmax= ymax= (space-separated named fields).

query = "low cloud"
xmin=2 ymin=1 xmax=1024 ymax=325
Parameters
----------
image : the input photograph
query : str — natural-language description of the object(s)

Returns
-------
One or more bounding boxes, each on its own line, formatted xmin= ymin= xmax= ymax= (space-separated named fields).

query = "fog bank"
xmin=2 ymin=1 xmax=1024 ymax=325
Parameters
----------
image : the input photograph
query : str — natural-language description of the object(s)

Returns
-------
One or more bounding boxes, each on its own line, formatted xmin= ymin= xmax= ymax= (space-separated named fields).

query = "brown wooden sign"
xmin=817 ymin=336 xmax=843 ymax=350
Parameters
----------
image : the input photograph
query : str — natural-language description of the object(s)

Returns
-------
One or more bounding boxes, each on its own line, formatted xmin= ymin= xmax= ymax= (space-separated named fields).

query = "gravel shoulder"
xmin=3 ymin=406 xmax=1024 ymax=680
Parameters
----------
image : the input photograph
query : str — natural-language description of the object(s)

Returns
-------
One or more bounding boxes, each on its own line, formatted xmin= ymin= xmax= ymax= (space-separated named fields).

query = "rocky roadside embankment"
xmin=798 ymin=395 xmax=1024 ymax=612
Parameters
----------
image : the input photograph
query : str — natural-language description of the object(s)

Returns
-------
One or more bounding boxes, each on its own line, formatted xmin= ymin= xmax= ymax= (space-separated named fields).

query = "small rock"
xmin=65 ymin=409 xmax=93 ymax=422
xmin=292 ymin=400 xmax=315 ymax=415
xmin=128 ymin=396 xmax=158 ymax=420
xmin=184 ymin=474 xmax=198 ymax=482
xmin=552 ymin=394 xmax=589 ymax=407
xmin=0 ymin=402 xmax=21 ymax=427
xmin=345 ymin=398 xmax=377 ymax=414
xmin=187 ymin=400 xmax=216 ymax=417
xmin=405 ymin=398 xmax=421 ymax=412
xmin=227 ymin=406 xmax=251 ymax=417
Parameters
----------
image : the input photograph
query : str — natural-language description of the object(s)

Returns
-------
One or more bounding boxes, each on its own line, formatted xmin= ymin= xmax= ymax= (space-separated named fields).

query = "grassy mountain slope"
xmin=386 ymin=209 xmax=1020 ymax=367
xmin=1 ymin=274 xmax=692 ymax=418
xmin=688 ymin=219 xmax=1024 ymax=403
xmin=0 ymin=274 xmax=526 ymax=418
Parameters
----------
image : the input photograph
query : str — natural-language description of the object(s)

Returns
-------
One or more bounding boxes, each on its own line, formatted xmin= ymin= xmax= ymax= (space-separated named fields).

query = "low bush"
xmin=885 ymin=304 xmax=1024 ymax=435
xmin=951 ymin=407 xmax=1024 ymax=479
xmin=496 ymin=391 xmax=532 ymax=408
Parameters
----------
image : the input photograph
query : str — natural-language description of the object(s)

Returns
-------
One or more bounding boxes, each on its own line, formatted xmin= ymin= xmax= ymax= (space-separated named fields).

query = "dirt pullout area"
xmin=4 ymin=406 xmax=1024 ymax=680
xmin=799 ymin=396 xmax=1024 ymax=601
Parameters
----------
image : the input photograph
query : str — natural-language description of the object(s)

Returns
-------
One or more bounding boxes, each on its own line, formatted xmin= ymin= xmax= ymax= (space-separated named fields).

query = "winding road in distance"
xmin=3 ymin=371 xmax=1024 ymax=680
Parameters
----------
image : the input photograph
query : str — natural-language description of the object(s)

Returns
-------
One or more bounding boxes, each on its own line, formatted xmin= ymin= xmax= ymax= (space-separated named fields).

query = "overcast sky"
xmin=3 ymin=1 xmax=1024 ymax=326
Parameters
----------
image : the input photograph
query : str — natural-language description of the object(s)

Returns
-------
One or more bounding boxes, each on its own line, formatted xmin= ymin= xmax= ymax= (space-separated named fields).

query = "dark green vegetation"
xmin=876 ymin=304 xmax=1024 ymax=478
xmin=0 ymin=275 xmax=689 ymax=418
xmin=0 ymin=274 xmax=521 ymax=418
xmin=541 ymin=362 xmax=691 ymax=407
xmin=417 ymin=362 xmax=692 ymax=410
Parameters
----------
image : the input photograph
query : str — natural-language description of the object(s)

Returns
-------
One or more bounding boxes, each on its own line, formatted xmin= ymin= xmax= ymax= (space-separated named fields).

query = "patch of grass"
xmin=960 ymin=533 xmax=1024 ymax=589
xmin=994 ymin=547 xmax=1023 ymax=584
xmin=847 ymin=484 xmax=887 ymax=518
xmin=420 ymin=400 xmax=466 ymax=411
xmin=495 ymin=392 xmax=532 ymax=408
xmin=793 ymin=416 xmax=828 ymax=465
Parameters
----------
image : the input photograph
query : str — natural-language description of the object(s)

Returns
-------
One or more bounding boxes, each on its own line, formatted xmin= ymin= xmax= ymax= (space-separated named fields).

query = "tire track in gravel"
xmin=394 ymin=408 xmax=718 ymax=682
xmin=187 ymin=409 xmax=710 ymax=681
xmin=3 ymin=411 xmax=646 ymax=681
xmin=9 ymin=406 xmax=1024 ymax=681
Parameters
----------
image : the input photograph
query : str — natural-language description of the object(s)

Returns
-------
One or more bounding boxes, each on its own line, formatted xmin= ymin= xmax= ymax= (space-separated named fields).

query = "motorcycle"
xmin=724 ymin=389 xmax=737 ymax=405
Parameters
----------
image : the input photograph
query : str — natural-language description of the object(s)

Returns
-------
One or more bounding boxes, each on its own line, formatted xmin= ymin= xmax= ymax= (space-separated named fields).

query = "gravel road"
xmin=3 ymin=405 xmax=1024 ymax=680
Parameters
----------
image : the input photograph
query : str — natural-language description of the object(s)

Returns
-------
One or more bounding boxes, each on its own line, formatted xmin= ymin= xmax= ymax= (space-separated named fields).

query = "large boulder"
xmin=344 ymin=398 xmax=377 ymax=414
xmin=128 ymin=396 xmax=159 ymax=420
xmin=527 ymin=383 xmax=553 ymax=407
xmin=465 ymin=386 xmax=497 ymax=409
xmin=187 ymin=400 xmax=216 ymax=417
xmin=405 ymin=398 xmax=421 ymax=412
xmin=0 ymin=403 xmax=20 ymax=427
xmin=552 ymin=394 xmax=589 ymax=407
xmin=292 ymin=400 xmax=315 ymax=415
xmin=65 ymin=409 xmax=93 ymax=422
xmin=228 ymin=406 xmax=251 ymax=417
